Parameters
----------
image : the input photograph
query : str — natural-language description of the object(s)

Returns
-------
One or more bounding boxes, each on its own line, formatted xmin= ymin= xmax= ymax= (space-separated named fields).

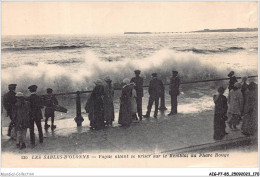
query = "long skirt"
xmin=242 ymin=110 xmax=257 ymax=136
xmin=118 ymin=99 xmax=132 ymax=126
xmin=213 ymin=113 xmax=226 ymax=140
xmin=103 ymin=98 xmax=115 ymax=125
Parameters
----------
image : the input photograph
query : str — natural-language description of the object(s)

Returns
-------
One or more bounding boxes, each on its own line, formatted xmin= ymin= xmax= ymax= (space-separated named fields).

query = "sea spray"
xmin=1 ymin=49 xmax=255 ymax=95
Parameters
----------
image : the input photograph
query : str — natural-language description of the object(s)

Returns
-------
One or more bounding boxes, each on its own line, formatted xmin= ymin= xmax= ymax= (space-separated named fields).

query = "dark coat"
xmin=148 ymin=78 xmax=164 ymax=99
xmin=3 ymin=90 xmax=17 ymax=118
xmin=242 ymin=89 xmax=258 ymax=135
xmin=213 ymin=94 xmax=228 ymax=140
xmin=12 ymin=100 xmax=31 ymax=131
xmin=91 ymin=85 xmax=105 ymax=130
xmin=130 ymin=76 xmax=144 ymax=97
xmin=103 ymin=82 xmax=115 ymax=123
xmin=44 ymin=94 xmax=58 ymax=118
xmin=118 ymin=84 xmax=133 ymax=126
xmin=27 ymin=94 xmax=44 ymax=120
xmin=169 ymin=76 xmax=180 ymax=96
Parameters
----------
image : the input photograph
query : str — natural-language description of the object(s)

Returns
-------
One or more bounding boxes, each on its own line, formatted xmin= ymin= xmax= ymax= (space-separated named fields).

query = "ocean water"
xmin=1 ymin=32 xmax=258 ymax=125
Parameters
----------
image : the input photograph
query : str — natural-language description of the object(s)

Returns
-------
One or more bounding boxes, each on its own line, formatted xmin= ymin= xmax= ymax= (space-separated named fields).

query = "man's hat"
xmin=228 ymin=71 xmax=235 ymax=77
xmin=134 ymin=70 xmax=141 ymax=74
xmin=172 ymin=70 xmax=178 ymax=74
xmin=8 ymin=84 xmax=17 ymax=88
xmin=15 ymin=92 xmax=24 ymax=97
xmin=152 ymin=73 xmax=157 ymax=77
xmin=28 ymin=85 xmax=38 ymax=91
xmin=47 ymin=88 xmax=53 ymax=93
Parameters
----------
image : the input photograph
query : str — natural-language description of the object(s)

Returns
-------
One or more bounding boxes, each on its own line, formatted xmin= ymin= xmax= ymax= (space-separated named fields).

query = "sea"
xmin=1 ymin=32 xmax=258 ymax=126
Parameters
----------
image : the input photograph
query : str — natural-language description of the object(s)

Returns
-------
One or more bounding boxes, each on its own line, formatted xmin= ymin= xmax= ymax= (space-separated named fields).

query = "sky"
xmin=2 ymin=1 xmax=258 ymax=35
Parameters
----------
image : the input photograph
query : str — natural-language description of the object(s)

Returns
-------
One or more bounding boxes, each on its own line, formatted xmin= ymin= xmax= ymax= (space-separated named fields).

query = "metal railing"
xmin=3 ymin=75 xmax=258 ymax=127
xmin=45 ymin=75 xmax=257 ymax=126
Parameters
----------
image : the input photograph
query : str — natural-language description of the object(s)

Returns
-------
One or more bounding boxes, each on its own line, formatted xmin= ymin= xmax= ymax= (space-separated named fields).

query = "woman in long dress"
xmin=241 ymin=82 xmax=258 ymax=136
xmin=227 ymin=82 xmax=243 ymax=129
xmin=103 ymin=76 xmax=115 ymax=126
xmin=118 ymin=78 xmax=132 ymax=126
xmin=86 ymin=79 xmax=105 ymax=130
xmin=213 ymin=87 xmax=228 ymax=140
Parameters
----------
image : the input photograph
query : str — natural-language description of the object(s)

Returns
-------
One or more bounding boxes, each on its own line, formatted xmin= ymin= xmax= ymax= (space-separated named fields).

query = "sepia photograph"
xmin=0 ymin=1 xmax=259 ymax=175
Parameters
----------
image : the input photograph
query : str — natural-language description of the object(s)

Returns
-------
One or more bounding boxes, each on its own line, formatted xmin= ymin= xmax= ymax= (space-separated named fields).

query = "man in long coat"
xmin=168 ymin=70 xmax=180 ymax=116
xmin=103 ymin=76 xmax=115 ymax=126
xmin=144 ymin=73 xmax=164 ymax=118
xmin=3 ymin=84 xmax=17 ymax=137
xmin=130 ymin=70 xmax=143 ymax=120
xmin=27 ymin=85 xmax=44 ymax=146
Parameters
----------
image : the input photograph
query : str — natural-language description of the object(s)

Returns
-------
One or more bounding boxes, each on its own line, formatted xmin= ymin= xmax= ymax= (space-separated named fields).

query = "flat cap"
xmin=134 ymin=70 xmax=141 ymax=74
xmin=8 ymin=84 xmax=17 ymax=87
xmin=172 ymin=70 xmax=178 ymax=74
xmin=28 ymin=85 xmax=38 ymax=91
xmin=152 ymin=73 xmax=157 ymax=77
xmin=47 ymin=88 xmax=53 ymax=93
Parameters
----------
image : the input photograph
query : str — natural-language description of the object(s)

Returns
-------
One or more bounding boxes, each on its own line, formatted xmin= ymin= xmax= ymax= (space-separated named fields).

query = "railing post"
xmin=74 ymin=91 xmax=84 ymax=127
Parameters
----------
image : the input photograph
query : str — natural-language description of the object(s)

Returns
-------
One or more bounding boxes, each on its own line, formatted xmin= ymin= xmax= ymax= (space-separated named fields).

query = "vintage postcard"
xmin=1 ymin=1 xmax=259 ymax=174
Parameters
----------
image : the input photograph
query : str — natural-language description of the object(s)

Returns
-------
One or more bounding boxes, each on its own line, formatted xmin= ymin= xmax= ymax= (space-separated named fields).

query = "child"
xmin=213 ymin=87 xmax=228 ymax=140
xmin=12 ymin=92 xmax=31 ymax=149
xmin=44 ymin=88 xmax=58 ymax=130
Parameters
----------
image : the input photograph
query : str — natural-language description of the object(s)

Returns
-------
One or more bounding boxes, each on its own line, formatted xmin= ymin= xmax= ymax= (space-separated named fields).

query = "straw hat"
xmin=16 ymin=92 xmax=24 ymax=97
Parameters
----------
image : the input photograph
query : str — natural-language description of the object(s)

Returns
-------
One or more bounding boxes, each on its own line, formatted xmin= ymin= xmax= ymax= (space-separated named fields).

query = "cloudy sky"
xmin=2 ymin=1 xmax=258 ymax=35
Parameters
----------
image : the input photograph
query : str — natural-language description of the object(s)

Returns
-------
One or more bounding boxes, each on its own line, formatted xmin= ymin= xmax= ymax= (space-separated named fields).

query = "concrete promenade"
xmin=1 ymin=109 xmax=257 ymax=154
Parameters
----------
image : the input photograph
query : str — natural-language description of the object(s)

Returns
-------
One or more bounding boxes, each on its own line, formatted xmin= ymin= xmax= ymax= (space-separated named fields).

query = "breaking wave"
xmin=177 ymin=47 xmax=245 ymax=54
xmin=1 ymin=44 xmax=90 ymax=52
xmin=1 ymin=49 xmax=255 ymax=95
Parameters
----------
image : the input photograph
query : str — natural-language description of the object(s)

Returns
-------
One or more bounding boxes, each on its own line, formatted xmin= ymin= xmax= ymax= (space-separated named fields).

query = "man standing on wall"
xmin=130 ymin=70 xmax=144 ymax=121
xmin=168 ymin=70 xmax=180 ymax=116
xmin=27 ymin=85 xmax=44 ymax=147
xmin=144 ymin=73 xmax=164 ymax=118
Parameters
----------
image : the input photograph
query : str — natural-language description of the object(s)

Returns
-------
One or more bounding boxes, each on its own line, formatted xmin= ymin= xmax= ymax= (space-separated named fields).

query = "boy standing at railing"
xmin=44 ymin=88 xmax=58 ymax=130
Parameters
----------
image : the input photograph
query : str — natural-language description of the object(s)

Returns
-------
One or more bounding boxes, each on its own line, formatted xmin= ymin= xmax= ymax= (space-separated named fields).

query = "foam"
xmin=1 ymin=49 xmax=255 ymax=94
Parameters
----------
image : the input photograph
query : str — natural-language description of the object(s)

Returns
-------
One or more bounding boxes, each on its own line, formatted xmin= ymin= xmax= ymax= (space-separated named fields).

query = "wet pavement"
xmin=1 ymin=109 xmax=254 ymax=154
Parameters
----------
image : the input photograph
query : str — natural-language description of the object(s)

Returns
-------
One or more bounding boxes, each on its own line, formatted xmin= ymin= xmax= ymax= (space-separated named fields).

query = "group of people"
xmin=85 ymin=70 xmax=181 ymax=129
xmin=3 ymin=69 xmax=257 ymax=149
xmin=3 ymin=84 xmax=58 ymax=149
xmin=213 ymin=71 xmax=258 ymax=140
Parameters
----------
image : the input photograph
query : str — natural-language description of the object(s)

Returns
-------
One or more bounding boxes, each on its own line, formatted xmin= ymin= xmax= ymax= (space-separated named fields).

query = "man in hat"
xmin=228 ymin=71 xmax=237 ymax=91
xmin=168 ymin=70 xmax=180 ymax=116
xmin=27 ymin=85 xmax=44 ymax=146
xmin=3 ymin=84 xmax=17 ymax=137
xmin=130 ymin=70 xmax=144 ymax=120
xmin=44 ymin=88 xmax=58 ymax=130
xmin=144 ymin=73 xmax=164 ymax=118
